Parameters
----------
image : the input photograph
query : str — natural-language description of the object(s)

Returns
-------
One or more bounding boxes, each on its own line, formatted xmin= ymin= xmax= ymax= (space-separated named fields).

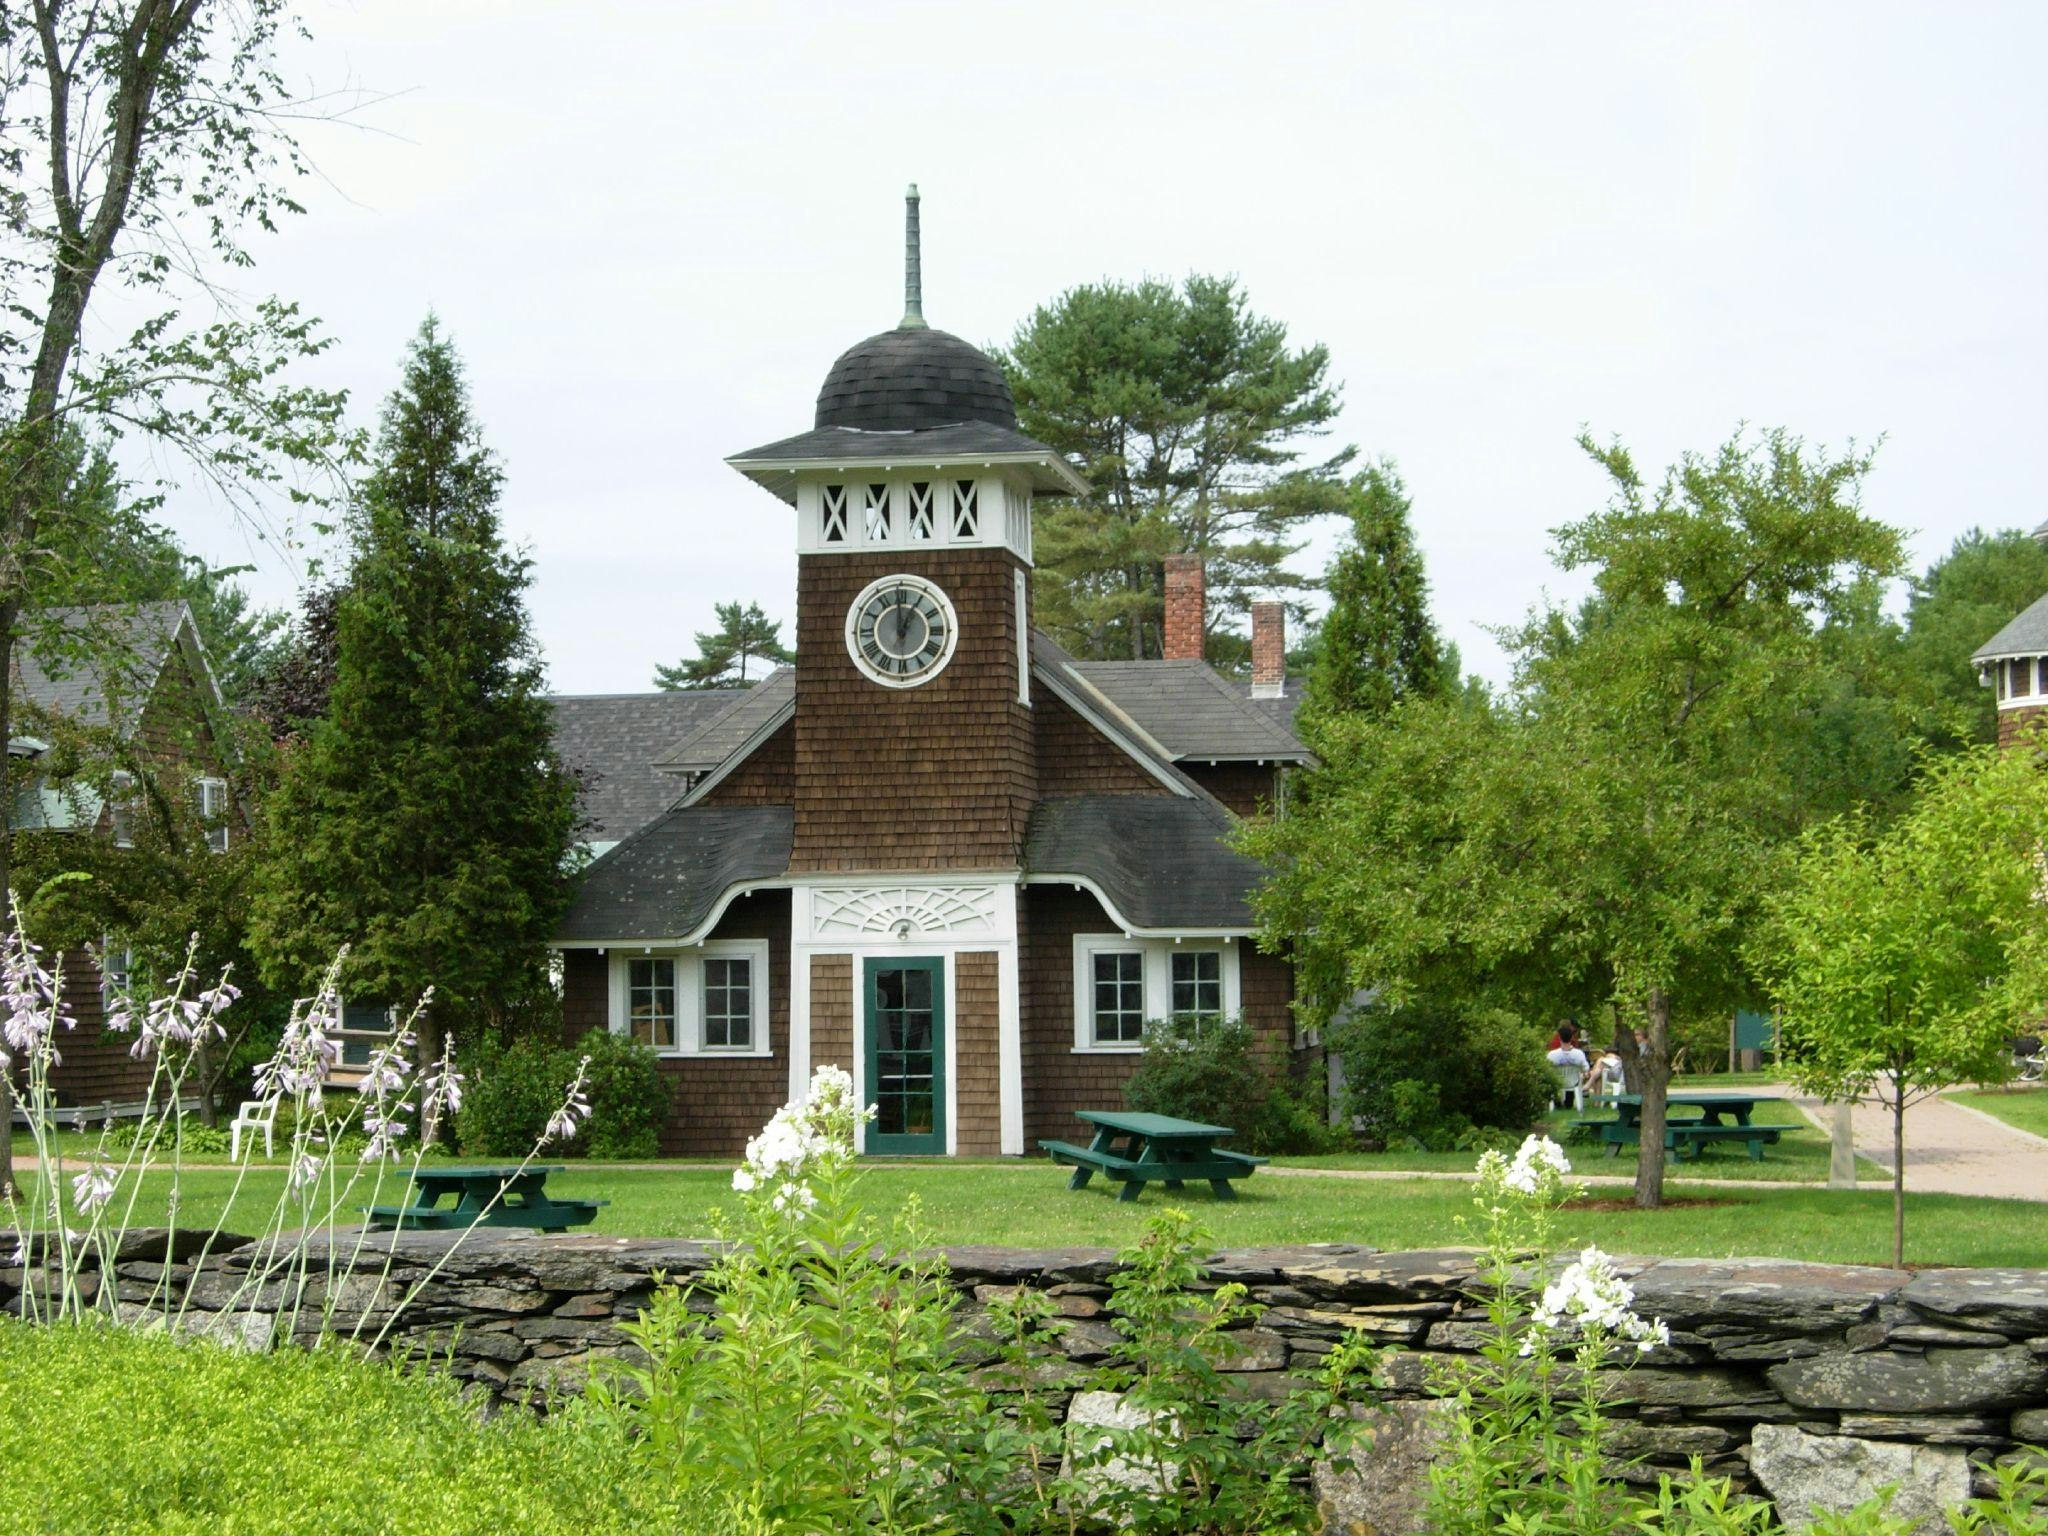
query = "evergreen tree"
xmin=1299 ymin=463 xmax=1447 ymax=737
xmin=653 ymin=600 xmax=793 ymax=689
xmin=250 ymin=319 xmax=576 ymax=1128
xmin=999 ymin=276 xmax=1352 ymax=660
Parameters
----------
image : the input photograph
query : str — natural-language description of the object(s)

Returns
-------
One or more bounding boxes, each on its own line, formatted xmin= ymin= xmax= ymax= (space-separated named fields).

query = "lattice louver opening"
xmin=864 ymin=483 xmax=892 ymax=541
xmin=952 ymin=479 xmax=979 ymax=539
xmin=821 ymin=484 xmax=849 ymax=543
xmin=908 ymin=481 xmax=935 ymax=540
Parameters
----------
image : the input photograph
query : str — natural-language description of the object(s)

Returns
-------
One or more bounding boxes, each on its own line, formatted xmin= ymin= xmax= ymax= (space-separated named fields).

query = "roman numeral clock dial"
xmin=846 ymin=574 xmax=958 ymax=688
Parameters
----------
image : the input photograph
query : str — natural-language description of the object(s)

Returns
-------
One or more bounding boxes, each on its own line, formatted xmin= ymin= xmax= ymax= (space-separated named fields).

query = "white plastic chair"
xmin=1552 ymin=1061 xmax=1586 ymax=1113
xmin=229 ymin=1098 xmax=276 ymax=1160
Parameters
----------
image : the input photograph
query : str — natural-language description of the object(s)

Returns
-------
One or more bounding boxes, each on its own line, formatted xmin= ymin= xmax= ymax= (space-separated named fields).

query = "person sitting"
xmin=1547 ymin=1023 xmax=1590 ymax=1109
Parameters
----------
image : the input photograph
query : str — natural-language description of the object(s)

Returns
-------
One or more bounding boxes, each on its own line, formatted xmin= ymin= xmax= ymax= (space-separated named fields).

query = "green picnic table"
xmin=1578 ymin=1093 xmax=1785 ymax=1161
xmin=1039 ymin=1110 xmax=1267 ymax=1202
xmin=364 ymin=1164 xmax=606 ymax=1233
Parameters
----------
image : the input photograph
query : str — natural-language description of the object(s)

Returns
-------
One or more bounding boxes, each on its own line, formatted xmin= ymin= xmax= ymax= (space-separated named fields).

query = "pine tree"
xmin=653 ymin=600 xmax=793 ymax=689
xmin=1299 ymin=463 xmax=1447 ymax=737
xmin=249 ymin=319 xmax=576 ymax=1129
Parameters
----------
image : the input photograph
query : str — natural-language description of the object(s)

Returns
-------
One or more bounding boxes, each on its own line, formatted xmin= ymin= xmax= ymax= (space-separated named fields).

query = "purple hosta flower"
xmin=71 ymin=1162 xmax=117 ymax=1216
xmin=360 ymin=1107 xmax=410 ymax=1164
xmin=288 ymin=1152 xmax=323 ymax=1196
xmin=542 ymin=1056 xmax=594 ymax=1145
xmin=253 ymin=989 xmax=342 ymax=1101
xmin=420 ymin=1035 xmax=464 ymax=1123
xmin=0 ymin=928 xmax=72 ymax=1059
xmin=359 ymin=1031 xmax=415 ymax=1100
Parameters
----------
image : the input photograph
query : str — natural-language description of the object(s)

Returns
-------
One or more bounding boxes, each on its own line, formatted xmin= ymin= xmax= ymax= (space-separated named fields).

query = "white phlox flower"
xmin=732 ymin=1065 xmax=867 ymax=1211
xmin=1474 ymin=1135 xmax=1573 ymax=1202
xmin=1527 ymin=1246 xmax=1671 ymax=1355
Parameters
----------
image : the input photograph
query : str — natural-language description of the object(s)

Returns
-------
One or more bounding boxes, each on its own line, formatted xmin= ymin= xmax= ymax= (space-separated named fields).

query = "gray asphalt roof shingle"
xmin=655 ymin=670 xmax=794 ymax=774
xmin=1065 ymin=658 xmax=1309 ymax=763
xmin=15 ymin=603 xmax=193 ymax=734
xmin=556 ymin=805 xmax=793 ymax=943
xmin=814 ymin=327 xmax=1017 ymax=432
xmin=550 ymin=691 xmax=746 ymax=844
xmin=728 ymin=422 xmax=1083 ymax=504
xmin=1023 ymin=794 xmax=1266 ymax=931
xmin=1972 ymin=593 xmax=2048 ymax=662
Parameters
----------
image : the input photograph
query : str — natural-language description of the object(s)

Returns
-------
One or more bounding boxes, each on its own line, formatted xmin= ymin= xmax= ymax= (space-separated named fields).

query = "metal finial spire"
xmin=900 ymin=183 xmax=927 ymax=329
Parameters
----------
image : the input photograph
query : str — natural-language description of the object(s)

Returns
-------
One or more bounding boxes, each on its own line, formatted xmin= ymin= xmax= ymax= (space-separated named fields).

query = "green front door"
xmin=864 ymin=957 xmax=946 ymax=1155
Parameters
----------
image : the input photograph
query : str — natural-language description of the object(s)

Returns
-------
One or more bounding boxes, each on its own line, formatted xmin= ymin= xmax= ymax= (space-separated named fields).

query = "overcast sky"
xmin=157 ymin=1 xmax=2048 ymax=694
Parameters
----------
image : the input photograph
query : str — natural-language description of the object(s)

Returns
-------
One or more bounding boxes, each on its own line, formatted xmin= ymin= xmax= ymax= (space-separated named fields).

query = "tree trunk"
xmin=1634 ymin=986 xmax=1673 ymax=1209
xmin=1891 ymin=1092 xmax=1907 ymax=1269
xmin=194 ymin=1038 xmax=217 ymax=1128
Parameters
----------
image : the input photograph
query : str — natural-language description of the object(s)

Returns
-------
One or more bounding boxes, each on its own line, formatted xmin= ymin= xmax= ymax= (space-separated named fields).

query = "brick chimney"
xmin=1163 ymin=554 xmax=1205 ymax=661
xmin=1250 ymin=600 xmax=1286 ymax=699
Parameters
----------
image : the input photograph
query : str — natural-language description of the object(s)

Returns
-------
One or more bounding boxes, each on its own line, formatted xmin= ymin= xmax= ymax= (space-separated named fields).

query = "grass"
xmin=1284 ymin=1099 xmax=1873 ymax=1185
xmin=1948 ymin=1084 xmax=2048 ymax=1141
xmin=9 ymin=1157 xmax=2042 ymax=1268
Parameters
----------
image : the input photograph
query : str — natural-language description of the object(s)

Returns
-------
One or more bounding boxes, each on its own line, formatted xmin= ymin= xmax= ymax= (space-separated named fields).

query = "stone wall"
xmin=7 ymin=1233 xmax=2043 ymax=1530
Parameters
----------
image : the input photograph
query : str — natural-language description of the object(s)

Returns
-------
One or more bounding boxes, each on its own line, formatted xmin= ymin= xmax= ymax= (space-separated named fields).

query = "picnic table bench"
xmin=364 ymin=1164 xmax=606 ymax=1233
xmin=1040 ymin=1110 xmax=1267 ymax=1202
xmin=1577 ymin=1093 xmax=1785 ymax=1162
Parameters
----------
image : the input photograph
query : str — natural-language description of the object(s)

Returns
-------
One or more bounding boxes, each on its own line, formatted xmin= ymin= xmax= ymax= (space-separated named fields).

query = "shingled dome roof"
xmin=814 ymin=326 xmax=1017 ymax=433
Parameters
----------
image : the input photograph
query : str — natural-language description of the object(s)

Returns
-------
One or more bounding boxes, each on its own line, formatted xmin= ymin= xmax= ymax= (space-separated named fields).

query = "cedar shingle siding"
xmin=954 ymin=950 xmax=1002 ymax=1154
xmin=697 ymin=721 xmax=795 ymax=806
xmin=1033 ymin=692 xmax=1167 ymax=797
xmin=561 ymin=891 xmax=792 ymax=1157
xmin=1179 ymin=761 xmax=1279 ymax=818
xmin=810 ymin=954 xmax=854 ymax=1077
xmin=791 ymin=549 xmax=1036 ymax=871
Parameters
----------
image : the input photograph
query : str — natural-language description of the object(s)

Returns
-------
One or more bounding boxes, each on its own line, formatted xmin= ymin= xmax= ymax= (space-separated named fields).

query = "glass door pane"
xmin=864 ymin=958 xmax=945 ymax=1154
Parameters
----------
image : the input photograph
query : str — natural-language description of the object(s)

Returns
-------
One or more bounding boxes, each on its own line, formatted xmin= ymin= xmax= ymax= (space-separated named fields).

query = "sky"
xmin=151 ymin=1 xmax=2048 ymax=694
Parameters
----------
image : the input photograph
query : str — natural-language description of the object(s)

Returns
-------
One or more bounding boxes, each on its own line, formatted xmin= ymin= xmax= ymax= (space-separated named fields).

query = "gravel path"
xmin=1773 ymin=1082 xmax=2048 ymax=1202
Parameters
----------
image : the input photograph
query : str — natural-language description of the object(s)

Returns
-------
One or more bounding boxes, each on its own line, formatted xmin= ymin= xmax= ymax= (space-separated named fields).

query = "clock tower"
xmin=729 ymin=187 xmax=1085 ymax=874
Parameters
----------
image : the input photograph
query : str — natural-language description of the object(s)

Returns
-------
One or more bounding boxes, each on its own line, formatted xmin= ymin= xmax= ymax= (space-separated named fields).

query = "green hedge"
xmin=0 ymin=1321 xmax=679 ymax=1535
xmin=457 ymin=1027 xmax=668 ymax=1159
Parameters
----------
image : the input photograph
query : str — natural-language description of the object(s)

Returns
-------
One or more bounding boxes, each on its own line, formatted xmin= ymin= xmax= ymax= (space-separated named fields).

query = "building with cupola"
xmin=548 ymin=190 xmax=1311 ymax=1156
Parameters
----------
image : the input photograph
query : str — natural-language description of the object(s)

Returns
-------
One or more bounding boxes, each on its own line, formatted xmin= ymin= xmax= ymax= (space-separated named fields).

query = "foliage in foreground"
xmin=0 ymin=1319 xmax=678 ymax=1536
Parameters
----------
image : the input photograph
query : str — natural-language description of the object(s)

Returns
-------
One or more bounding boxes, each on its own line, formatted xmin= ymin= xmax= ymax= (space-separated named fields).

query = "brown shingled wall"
xmin=791 ymin=549 xmax=1036 ymax=871
xmin=810 ymin=953 xmax=853 ymax=1076
xmin=697 ymin=721 xmax=794 ymax=807
xmin=954 ymin=950 xmax=1002 ymax=1154
xmin=1033 ymin=691 xmax=1168 ymax=797
xmin=1178 ymin=761 xmax=1280 ymax=817
xmin=45 ymin=952 xmax=154 ymax=1109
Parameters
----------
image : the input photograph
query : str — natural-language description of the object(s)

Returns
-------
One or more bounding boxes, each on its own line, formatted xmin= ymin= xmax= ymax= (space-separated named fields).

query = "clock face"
xmin=846 ymin=574 xmax=958 ymax=687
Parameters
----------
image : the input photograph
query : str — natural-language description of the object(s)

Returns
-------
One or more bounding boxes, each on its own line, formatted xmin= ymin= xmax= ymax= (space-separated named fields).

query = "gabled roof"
xmin=14 ymin=602 xmax=206 ymax=736
xmin=727 ymin=422 xmax=1088 ymax=504
xmin=656 ymin=669 xmax=794 ymax=776
xmin=1972 ymin=593 xmax=2048 ymax=663
xmin=550 ymin=691 xmax=745 ymax=845
xmin=1023 ymin=794 xmax=1267 ymax=933
xmin=1065 ymin=658 xmax=1308 ymax=763
xmin=556 ymin=805 xmax=793 ymax=944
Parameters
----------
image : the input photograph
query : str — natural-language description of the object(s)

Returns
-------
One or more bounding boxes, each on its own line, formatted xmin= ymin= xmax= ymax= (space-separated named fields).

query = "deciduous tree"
xmin=1753 ymin=743 xmax=2048 ymax=1265
xmin=999 ymin=276 xmax=1351 ymax=660
xmin=0 ymin=0 xmax=352 ymax=1195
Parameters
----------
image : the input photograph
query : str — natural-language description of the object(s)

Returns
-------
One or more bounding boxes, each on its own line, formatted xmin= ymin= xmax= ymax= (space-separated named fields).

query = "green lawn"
xmin=1949 ymin=1085 xmax=2048 ymax=1141
xmin=1284 ymin=1098 xmax=1874 ymax=1184
xmin=8 ymin=1159 xmax=2043 ymax=1268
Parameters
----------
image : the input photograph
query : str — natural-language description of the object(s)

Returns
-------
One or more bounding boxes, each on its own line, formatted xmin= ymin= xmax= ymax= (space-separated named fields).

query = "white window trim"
xmin=1014 ymin=568 xmax=1031 ymax=706
xmin=197 ymin=775 xmax=229 ymax=853
xmin=1070 ymin=935 xmax=1240 ymax=1053
xmin=608 ymin=940 xmax=772 ymax=1059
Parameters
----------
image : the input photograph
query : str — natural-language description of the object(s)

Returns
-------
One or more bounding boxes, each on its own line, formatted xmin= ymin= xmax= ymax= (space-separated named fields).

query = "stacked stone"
xmin=5 ymin=1234 xmax=2043 ymax=1529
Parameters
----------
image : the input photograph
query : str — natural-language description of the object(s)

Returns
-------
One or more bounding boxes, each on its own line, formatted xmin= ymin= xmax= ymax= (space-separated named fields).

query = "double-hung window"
xmin=197 ymin=776 xmax=229 ymax=853
xmin=1090 ymin=950 xmax=1145 ymax=1046
xmin=629 ymin=957 xmax=679 ymax=1050
xmin=1171 ymin=949 xmax=1223 ymax=1021
xmin=610 ymin=941 xmax=769 ymax=1056
xmin=1073 ymin=936 xmax=1240 ymax=1051
xmin=702 ymin=955 xmax=753 ymax=1050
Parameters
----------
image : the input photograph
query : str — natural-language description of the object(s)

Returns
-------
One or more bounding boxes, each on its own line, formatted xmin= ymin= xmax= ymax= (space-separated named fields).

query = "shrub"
xmin=1120 ymin=1014 xmax=1341 ymax=1154
xmin=1333 ymin=1002 xmax=1555 ymax=1149
xmin=0 ymin=1319 xmax=679 ymax=1536
xmin=458 ymin=1028 xmax=664 ymax=1159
